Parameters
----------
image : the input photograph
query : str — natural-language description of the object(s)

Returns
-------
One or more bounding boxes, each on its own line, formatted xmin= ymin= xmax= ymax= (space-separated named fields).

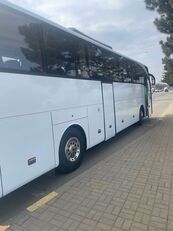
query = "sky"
xmin=9 ymin=0 xmax=166 ymax=81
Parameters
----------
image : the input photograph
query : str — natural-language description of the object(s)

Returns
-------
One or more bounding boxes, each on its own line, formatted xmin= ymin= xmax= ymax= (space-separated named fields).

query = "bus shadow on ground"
xmin=0 ymin=117 xmax=159 ymax=223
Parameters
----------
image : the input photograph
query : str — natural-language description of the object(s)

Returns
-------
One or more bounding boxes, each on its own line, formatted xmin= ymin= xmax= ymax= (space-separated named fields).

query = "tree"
xmin=145 ymin=0 xmax=173 ymax=85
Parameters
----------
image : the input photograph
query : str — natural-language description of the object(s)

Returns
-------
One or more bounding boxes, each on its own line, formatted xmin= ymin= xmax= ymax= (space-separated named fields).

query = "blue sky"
xmin=9 ymin=0 xmax=166 ymax=81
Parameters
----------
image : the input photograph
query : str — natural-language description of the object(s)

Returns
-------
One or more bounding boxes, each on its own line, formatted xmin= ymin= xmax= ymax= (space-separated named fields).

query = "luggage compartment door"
xmin=0 ymin=113 xmax=55 ymax=196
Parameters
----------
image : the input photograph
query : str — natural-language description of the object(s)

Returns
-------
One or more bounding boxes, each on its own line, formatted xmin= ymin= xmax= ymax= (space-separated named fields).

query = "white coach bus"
xmin=0 ymin=0 xmax=155 ymax=197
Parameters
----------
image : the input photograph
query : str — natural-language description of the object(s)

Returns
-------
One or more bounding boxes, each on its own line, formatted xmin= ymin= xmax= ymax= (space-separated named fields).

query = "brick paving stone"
xmin=10 ymin=225 xmax=26 ymax=231
xmin=95 ymin=222 xmax=112 ymax=231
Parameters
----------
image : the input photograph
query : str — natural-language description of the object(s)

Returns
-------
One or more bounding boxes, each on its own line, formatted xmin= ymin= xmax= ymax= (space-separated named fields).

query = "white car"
xmin=164 ymin=87 xmax=169 ymax=92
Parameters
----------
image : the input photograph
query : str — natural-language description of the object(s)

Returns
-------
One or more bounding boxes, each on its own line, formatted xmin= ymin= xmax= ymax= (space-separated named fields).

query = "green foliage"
xmin=145 ymin=0 xmax=173 ymax=85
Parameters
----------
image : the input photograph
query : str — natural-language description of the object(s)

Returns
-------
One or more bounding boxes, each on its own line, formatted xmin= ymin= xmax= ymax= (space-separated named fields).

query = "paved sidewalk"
xmin=6 ymin=100 xmax=173 ymax=231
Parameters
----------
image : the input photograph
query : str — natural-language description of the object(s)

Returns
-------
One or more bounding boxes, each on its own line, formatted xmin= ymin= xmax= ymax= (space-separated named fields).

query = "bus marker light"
xmin=28 ymin=157 xmax=36 ymax=166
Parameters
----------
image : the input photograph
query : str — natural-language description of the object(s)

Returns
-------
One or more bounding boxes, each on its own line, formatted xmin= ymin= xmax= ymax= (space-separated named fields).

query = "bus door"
xmin=147 ymin=77 xmax=152 ymax=116
xmin=147 ymin=74 xmax=156 ymax=116
xmin=102 ymin=83 xmax=116 ymax=140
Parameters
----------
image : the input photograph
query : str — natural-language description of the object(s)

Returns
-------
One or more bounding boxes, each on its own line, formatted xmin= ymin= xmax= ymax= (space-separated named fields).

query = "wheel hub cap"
xmin=65 ymin=137 xmax=80 ymax=162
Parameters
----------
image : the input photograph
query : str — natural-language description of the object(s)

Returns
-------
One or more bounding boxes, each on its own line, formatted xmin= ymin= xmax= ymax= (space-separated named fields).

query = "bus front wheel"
xmin=57 ymin=127 xmax=85 ymax=173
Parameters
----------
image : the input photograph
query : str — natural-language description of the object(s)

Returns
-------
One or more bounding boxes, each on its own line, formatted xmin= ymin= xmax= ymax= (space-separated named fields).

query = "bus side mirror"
xmin=149 ymin=74 xmax=156 ymax=86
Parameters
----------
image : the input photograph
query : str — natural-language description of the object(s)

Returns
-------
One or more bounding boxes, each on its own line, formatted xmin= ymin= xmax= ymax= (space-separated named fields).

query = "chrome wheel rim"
xmin=65 ymin=137 xmax=80 ymax=162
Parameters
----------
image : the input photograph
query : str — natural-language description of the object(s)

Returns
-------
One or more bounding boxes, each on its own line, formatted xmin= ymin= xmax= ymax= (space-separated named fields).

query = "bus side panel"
xmin=52 ymin=107 xmax=87 ymax=125
xmin=102 ymin=83 xmax=116 ymax=140
xmin=0 ymin=113 xmax=55 ymax=196
xmin=0 ymin=74 xmax=102 ymax=119
xmin=113 ymin=83 xmax=145 ymax=132
xmin=87 ymin=104 xmax=105 ymax=147
xmin=52 ymin=103 xmax=104 ymax=166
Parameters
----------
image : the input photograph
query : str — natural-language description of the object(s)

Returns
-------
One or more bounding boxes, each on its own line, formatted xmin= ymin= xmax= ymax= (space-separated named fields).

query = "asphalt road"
xmin=0 ymin=91 xmax=172 ymax=224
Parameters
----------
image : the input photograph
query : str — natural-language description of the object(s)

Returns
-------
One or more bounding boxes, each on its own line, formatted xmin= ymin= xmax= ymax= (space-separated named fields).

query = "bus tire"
xmin=57 ymin=127 xmax=85 ymax=173
xmin=138 ymin=106 xmax=144 ymax=126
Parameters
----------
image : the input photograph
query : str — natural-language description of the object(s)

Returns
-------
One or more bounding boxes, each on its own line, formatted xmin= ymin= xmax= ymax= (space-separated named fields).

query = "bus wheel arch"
xmin=57 ymin=124 xmax=86 ymax=173
xmin=70 ymin=124 xmax=87 ymax=149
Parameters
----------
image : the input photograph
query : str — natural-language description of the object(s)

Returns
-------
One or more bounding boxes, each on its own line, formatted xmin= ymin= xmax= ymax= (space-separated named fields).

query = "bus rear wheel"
xmin=57 ymin=127 xmax=85 ymax=173
xmin=138 ymin=106 xmax=144 ymax=125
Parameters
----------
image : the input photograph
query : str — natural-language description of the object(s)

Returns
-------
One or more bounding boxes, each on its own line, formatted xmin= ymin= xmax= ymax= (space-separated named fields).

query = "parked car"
xmin=164 ymin=87 xmax=169 ymax=92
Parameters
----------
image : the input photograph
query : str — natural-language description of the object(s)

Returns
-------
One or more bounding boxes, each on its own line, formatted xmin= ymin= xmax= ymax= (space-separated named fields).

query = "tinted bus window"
xmin=0 ymin=6 xmax=43 ymax=73
xmin=100 ymin=50 xmax=116 ymax=81
xmin=133 ymin=64 xmax=145 ymax=84
xmin=118 ymin=59 xmax=132 ymax=83
xmin=43 ymin=25 xmax=77 ymax=78
xmin=111 ymin=54 xmax=122 ymax=82
xmin=87 ymin=44 xmax=104 ymax=79
xmin=76 ymin=41 xmax=90 ymax=79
